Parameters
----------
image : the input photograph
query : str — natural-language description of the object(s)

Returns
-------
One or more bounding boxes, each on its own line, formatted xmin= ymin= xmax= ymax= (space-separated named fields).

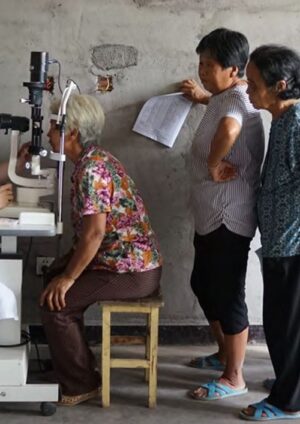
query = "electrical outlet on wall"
xmin=36 ymin=256 xmax=55 ymax=275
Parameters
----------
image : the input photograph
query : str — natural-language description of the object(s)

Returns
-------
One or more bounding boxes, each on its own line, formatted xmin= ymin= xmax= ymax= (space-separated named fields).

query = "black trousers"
xmin=191 ymin=225 xmax=251 ymax=335
xmin=263 ymin=256 xmax=300 ymax=411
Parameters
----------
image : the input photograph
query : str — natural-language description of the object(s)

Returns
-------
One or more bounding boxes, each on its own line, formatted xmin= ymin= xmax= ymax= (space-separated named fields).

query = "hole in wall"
xmin=97 ymin=75 xmax=113 ymax=92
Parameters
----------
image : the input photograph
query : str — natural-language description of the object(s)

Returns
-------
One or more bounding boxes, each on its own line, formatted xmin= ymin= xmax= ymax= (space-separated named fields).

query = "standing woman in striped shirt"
xmin=181 ymin=28 xmax=264 ymax=400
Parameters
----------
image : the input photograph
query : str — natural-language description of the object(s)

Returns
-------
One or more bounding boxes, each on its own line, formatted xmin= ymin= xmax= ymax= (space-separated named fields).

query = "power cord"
xmin=0 ymin=329 xmax=31 ymax=348
xmin=0 ymin=329 xmax=52 ymax=373
xmin=22 ymin=236 xmax=33 ymax=276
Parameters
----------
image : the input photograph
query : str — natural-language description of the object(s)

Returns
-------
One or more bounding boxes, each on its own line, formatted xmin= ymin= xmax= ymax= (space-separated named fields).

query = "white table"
xmin=0 ymin=220 xmax=58 ymax=416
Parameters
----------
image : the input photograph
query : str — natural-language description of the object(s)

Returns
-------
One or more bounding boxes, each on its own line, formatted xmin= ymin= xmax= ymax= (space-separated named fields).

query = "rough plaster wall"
xmin=0 ymin=0 xmax=299 ymax=325
xmin=92 ymin=44 xmax=138 ymax=70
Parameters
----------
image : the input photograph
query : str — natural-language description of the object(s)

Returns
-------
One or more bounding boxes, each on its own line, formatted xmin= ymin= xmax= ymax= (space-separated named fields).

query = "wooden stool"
xmin=100 ymin=294 xmax=164 ymax=408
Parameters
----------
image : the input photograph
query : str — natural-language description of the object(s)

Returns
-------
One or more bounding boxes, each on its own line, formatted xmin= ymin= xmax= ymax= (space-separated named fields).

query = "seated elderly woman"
xmin=40 ymin=94 xmax=162 ymax=406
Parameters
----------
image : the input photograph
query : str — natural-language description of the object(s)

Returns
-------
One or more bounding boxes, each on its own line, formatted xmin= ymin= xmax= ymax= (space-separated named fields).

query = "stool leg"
xmin=148 ymin=307 xmax=159 ymax=408
xmin=102 ymin=307 xmax=111 ymax=407
xmin=145 ymin=313 xmax=151 ymax=382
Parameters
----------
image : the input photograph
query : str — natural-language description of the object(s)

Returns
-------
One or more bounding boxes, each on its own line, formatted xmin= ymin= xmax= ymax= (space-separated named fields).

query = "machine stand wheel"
xmin=40 ymin=401 xmax=57 ymax=416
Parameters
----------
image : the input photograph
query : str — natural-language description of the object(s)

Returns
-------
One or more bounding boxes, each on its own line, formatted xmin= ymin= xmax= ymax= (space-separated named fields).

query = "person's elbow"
xmin=82 ymin=230 xmax=105 ymax=248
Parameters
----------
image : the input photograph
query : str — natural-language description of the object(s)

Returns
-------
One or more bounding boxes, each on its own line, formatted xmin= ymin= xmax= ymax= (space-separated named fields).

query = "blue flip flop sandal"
xmin=189 ymin=379 xmax=248 ymax=401
xmin=188 ymin=353 xmax=225 ymax=370
xmin=240 ymin=399 xmax=300 ymax=421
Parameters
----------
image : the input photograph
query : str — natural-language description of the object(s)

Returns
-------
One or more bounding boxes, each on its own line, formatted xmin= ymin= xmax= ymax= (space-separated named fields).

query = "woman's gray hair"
xmin=250 ymin=45 xmax=300 ymax=100
xmin=50 ymin=94 xmax=105 ymax=145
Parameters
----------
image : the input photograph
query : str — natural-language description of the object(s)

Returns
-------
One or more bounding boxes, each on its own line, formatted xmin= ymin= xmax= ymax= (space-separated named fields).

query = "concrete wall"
xmin=0 ymin=0 xmax=299 ymax=325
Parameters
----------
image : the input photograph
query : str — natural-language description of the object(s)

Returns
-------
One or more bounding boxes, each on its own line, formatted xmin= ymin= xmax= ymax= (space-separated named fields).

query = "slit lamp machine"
xmin=0 ymin=52 xmax=76 ymax=415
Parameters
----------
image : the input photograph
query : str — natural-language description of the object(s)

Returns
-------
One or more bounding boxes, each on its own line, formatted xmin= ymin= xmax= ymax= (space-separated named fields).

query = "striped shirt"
xmin=190 ymin=84 xmax=264 ymax=238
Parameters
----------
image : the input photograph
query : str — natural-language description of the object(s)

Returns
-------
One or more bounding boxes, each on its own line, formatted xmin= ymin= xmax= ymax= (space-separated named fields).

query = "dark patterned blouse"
xmin=258 ymin=103 xmax=300 ymax=257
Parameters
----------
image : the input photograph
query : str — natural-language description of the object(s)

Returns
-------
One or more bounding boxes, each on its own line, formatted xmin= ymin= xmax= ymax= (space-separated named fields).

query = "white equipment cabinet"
xmin=0 ymin=213 xmax=58 ymax=416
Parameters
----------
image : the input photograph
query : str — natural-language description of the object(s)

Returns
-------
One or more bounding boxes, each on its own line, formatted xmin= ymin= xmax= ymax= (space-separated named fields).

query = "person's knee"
xmin=221 ymin=321 xmax=249 ymax=335
xmin=219 ymin=307 xmax=249 ymax=335
xmin=40 ymin=305 xmax=62 ymax=327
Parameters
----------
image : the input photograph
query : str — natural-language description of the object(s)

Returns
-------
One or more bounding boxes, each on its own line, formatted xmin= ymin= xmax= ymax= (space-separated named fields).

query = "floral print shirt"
xmin=70 ymin=145 xmax=162 ymax=273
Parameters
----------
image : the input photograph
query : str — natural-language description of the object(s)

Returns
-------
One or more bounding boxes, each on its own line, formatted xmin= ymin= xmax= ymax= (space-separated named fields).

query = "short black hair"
xmin=196 ymin=28 xmax=249 ymax=77
xmin=250 ymin=45 xmax=300 ymax=100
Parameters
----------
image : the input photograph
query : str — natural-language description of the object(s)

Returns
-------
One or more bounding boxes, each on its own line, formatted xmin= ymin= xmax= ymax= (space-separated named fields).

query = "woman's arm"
xmin=40 ymin=213 xmax=106 ymax=311
xmin=207 ymin=116 xmax=241 ymax=182
xmin=64 ymin=213 xmax=106 ymax=280
xmin=0 ymin=162 xmax=8 ymax=185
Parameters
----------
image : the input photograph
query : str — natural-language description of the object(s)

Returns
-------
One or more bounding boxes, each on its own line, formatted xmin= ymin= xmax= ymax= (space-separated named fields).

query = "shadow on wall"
xmin=99 ymin=101 xmax=203 ymax=321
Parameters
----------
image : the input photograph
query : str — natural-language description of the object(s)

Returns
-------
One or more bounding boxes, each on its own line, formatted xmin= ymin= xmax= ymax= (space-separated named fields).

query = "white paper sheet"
xmin=0 ymin=282 xmax=19 ymax=321
xmin=133 ymin=92 xmax=192 ymax=148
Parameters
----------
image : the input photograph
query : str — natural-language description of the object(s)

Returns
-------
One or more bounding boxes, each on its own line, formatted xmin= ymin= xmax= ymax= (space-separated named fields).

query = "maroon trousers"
xmin=41 ymin=266 xmax=162 ymax=396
